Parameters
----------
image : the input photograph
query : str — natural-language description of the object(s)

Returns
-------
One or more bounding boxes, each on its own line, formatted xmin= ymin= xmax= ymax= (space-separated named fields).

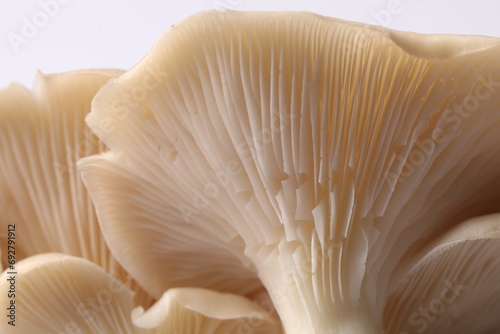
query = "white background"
xmin=1 ymin=0 xmax=499 ymax=88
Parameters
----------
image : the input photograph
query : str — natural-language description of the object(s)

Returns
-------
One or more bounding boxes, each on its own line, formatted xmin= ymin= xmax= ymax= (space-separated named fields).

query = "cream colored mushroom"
xmin=0 ymin=70 xmax=153 ymax=306
xmin=0 ymin=70 xmax=121 ymax=272
xmin=79 ymin=11 xmax=500 ymax=333
xmin=0 ymin=253 xmax=280 ymax=333
xmin=384 ymin=214 xmax=500 ymax=333
xmin=0 ymin=68 xmax=281 ymax=333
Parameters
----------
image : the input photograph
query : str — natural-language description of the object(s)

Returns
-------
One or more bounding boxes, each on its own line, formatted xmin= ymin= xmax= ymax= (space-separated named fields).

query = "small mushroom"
xmin=0 ymin=253 xmax=280 ymax=333
xmin=0 ymin=70 xmax=121 ymax=272
xmin=0 ymin=70 xmax=153 ymax=306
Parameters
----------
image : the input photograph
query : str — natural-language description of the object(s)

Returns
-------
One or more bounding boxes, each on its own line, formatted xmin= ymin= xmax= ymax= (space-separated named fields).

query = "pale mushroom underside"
xmin=1 ymin=10 xmax=499 ymax=334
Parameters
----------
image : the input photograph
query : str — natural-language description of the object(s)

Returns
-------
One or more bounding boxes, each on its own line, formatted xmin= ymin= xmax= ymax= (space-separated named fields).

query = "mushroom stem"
xmin=257 ymin=259 xmax=383 ymax=334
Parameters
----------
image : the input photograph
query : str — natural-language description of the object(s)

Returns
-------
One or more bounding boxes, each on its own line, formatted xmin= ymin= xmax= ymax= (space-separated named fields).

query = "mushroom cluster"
xmin=1 ymin=10 xmax=500 ymax=334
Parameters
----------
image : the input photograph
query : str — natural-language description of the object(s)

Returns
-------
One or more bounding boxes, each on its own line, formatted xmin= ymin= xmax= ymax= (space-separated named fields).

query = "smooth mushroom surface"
xmin=1 ymin=10 xmax=500 ymax=334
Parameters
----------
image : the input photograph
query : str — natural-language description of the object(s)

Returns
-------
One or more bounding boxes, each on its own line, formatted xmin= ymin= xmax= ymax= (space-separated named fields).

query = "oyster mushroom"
xmin=0 ymin=70 xmax=153 ymax=306
xmin=0 ymin=253 xmax=280 ymax=333
xmin=384 ymin=214 xmax=500 ymax=333
xmin=0 ymin=70 xmax=122 ymax=272
xmin=1 ymin=9 xmax=500 ymax=334
xmin=0 ymin=68 xmax=279 ymax=332
xmin=79 ymin=10 xmax=500 ymax=334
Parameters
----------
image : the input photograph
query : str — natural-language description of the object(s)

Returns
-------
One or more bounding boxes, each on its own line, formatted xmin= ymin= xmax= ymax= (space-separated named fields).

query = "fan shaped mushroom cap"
xmin=80 ymin=10 xmax=500 ymax=333
xmin=80 ymin=151 xmax=264 ymax=299
xmin=0 ymin=70 xmax=153 ymax=306
xmin=0 ymin=70 xmax=121 ymax=271
xmin=384 ymin=214 xmax=500 ymax=333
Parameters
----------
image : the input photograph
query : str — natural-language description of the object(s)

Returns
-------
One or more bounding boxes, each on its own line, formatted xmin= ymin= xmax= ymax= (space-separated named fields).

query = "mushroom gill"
xmin=0 ymin=70 xmax=153 ymax=306
xmin=0 ymin=10 xmax=499 ymax=334
xmin=79 ymin=11 xmax=500 ymax=333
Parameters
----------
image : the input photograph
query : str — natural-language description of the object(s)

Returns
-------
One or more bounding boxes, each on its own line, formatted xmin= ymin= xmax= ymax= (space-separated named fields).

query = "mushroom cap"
xmin=384 ymin=214 xmax=500 ymax=333
xmin=77 ymin=10 xmax=500 ymax=333
xmin=0 ymin=70 xmax=121 ymax=271
xmin=0 ymin=253 xmax=281 ymax=333
xmin=0 ymin=70 xmax=153 ymax=306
